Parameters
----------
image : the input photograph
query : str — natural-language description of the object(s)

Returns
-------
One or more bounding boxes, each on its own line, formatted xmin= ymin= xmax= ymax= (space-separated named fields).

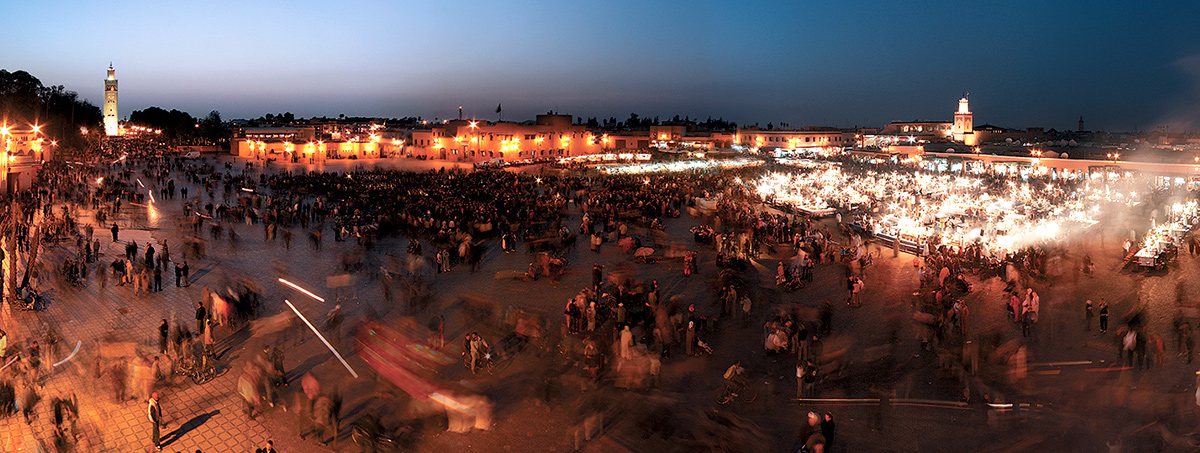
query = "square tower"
xmin=104 ymin=65 xmax=119 ymax=136
xmin=952 ymin=95 xmax=974 ymax=145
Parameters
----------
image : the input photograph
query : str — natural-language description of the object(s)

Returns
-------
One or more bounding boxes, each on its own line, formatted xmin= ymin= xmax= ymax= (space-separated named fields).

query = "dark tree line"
xmin=246 ymin=112 xmax=296 ymax=126
xmin=578 ymin=113 xmax=738 ymax=132
xmin=0 ymin=69 xmax=103 ymax=148
xmin=127 ymin=107 xmax=228 ymax=145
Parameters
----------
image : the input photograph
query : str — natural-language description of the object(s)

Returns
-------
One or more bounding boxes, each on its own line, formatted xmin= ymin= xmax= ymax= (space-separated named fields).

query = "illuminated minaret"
xmin=104 ymin=64 xmax=119 ymax=136
xmin=952 ymin=94 xmax=975 ymax=145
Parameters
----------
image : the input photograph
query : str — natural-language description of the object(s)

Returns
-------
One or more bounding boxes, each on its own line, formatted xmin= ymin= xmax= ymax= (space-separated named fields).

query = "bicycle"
xmin=859 ymin=251 xmax=874 ymax=267
xmin=462 ymin=348 xmax=499 ymax=375
xmin=351 ymin=414 xmax=407 ymax=452
xmin=175 ymin=351 xmax=224 ymax=385
xmin=716 ymin=380 xmax=758 ymax=405
xmin=15 ymin=286 xmax=45 ymax=311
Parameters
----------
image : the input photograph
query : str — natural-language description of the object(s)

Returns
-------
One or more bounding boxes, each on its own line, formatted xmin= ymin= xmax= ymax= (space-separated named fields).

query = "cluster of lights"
xmin=1 ymin=123 xmax=54 ymax=167
xmin=557 ymin=153 xmax=651 ymax=164
xmin=127 ymin=125 xmax=162 ymax=134
xmin=748 ymin=166 xmax=1118 ymax=254
xmin=1136 ymin=201 xmax=1199 ymax=260
xmin=596 ymin=157 xmax=763 ymax=175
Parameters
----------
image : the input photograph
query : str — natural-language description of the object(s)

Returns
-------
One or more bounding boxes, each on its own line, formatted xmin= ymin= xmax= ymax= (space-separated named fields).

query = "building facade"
xmin=104 ymin=65 xmax=119 ymax=136
xmin=864 ymin=96 xmax=977 ymax=147
xmin=2 ymin=127 xmax=51 ymax=193
xmin=733 ymin=128 xmax=854 ymax=151
xmin=409 ymin=114 xmax=605 ymax=161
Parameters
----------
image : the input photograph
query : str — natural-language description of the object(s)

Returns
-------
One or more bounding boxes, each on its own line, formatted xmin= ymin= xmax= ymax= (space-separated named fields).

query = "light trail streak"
xmin=278 ymin=278 xmax=326 ymax=303
xmin=53 ymin=341 xmax=82 ymax=367
xmin=794 ymin=397 xmax=974 ymax=410
xmin=430 ymin=392 xmax=471 ymax=412
xmin=285 ymin=300 xmax=357 ymax=378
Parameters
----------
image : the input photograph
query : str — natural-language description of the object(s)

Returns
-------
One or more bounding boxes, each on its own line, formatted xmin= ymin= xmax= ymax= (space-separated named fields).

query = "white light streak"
xmin=0 ymin=356 xmax=17 ymax=372
xmin=278 ymin=278 xmax=326 ymax=303
xmin=53 ymin=341 xmax=82 ymax=367
xmin=285 ymin=300 xmax=357 ymax=378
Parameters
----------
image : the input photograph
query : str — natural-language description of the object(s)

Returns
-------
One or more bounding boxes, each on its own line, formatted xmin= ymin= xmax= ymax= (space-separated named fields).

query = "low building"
xmin=2 ymin=126 xmax=52 ymax=193
xmin=408 ymin=114 xmax=606 ymax=161
xmin=243 ymin=127 xmax=316 ymax=142
xmin=972 ymin=125 xmax=1045 ymax=144
xmin=734 ymin=127 xmax=855 ymax=151
xmin=875 ymin=121 xmax=953 ymax=143
xmin=232 ymin=137 xmax=399 ymax=162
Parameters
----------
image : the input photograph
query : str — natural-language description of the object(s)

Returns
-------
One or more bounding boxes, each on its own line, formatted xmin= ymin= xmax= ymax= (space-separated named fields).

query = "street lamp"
xmin=469 ymin=121 xmax=479 ymax=157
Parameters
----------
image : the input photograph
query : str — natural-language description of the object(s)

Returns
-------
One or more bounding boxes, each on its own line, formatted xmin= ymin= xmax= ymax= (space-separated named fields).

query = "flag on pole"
xmin=496 ymin=103 xmax=502 ymax=113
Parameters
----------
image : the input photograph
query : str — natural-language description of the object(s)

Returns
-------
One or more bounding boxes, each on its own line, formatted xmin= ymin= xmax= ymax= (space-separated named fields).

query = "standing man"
xmin=175 ymin=262 xmax=183 ymax=287
xmin=111 ymin=223 xmax=119 ymax=242
xmin=159 ymin=319 xmax=169 ymax=354
xmin=148 ymin=392 xmax=164 ymax=451
xmin=1099 ymin=299 xmax=1109 ymax=333
xmin=195 ymin=301 xmax=207 ymax=336
xmin=182 ymin=261 xmax=190 ymax=287
xmin=145 ymin=243 xmax=155 ymax=269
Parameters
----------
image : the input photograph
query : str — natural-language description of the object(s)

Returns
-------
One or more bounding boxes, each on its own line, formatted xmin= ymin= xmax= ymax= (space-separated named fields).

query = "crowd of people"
xmin=7 ymin=141 xmax=1200 ymax=451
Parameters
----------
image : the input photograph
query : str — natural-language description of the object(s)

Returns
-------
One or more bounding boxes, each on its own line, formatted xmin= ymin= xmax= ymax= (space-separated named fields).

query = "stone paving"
xmin=0 ymin=156 xmax=523 ymax=452
xmin=0 ymin=216 xmax=277 ymax=451
xmin=2 ymin=155 xmax=1200 ymax=452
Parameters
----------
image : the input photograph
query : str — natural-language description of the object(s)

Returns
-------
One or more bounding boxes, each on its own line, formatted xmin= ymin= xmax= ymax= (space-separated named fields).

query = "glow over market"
xmin=585 ymin=150 xmax=1200 ymax=269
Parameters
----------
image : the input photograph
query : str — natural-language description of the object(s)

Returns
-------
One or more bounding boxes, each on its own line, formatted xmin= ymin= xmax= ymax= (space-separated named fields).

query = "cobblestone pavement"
xmin=0 ymin=212 xmax=278 ymax=451
xmin=2 ymin=156 xmax=1199 ymax=452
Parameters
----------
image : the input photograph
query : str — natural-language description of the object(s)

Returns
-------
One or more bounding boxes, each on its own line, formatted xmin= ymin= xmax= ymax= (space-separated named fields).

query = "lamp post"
xmin=469 ymin=121 xmax=479 ymax=159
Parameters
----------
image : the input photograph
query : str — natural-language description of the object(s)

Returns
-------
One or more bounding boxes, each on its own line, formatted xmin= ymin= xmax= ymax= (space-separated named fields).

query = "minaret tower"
xmin=104 ymin=64 xmax=119 ymax=136
xmin=952 ymin=93 xmax=975 ymax=145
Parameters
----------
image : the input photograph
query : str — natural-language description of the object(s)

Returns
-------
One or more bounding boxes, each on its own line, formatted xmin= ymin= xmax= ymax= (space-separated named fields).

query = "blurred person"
xmin=821 ymin=412 xmax=837 ymax=452
xmin=1085 ymin=300 xmax=1094 ymax=332
xmin=723 ymin=361 xmax=746 ymax=396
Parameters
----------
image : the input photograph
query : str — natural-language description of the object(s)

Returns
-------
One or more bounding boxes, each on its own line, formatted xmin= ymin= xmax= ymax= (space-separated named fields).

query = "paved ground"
xmin=1 ymin=154 xmax=1199 ymax=452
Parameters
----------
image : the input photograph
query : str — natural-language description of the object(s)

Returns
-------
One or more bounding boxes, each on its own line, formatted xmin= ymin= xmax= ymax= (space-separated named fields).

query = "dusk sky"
xmin=6 ymin=0 xmax=1200 ymax=131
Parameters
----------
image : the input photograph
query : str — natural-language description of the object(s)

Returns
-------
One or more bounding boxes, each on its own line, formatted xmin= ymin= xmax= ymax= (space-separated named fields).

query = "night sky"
xmin=6 ymin=0 xmax=1200 ymax=131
